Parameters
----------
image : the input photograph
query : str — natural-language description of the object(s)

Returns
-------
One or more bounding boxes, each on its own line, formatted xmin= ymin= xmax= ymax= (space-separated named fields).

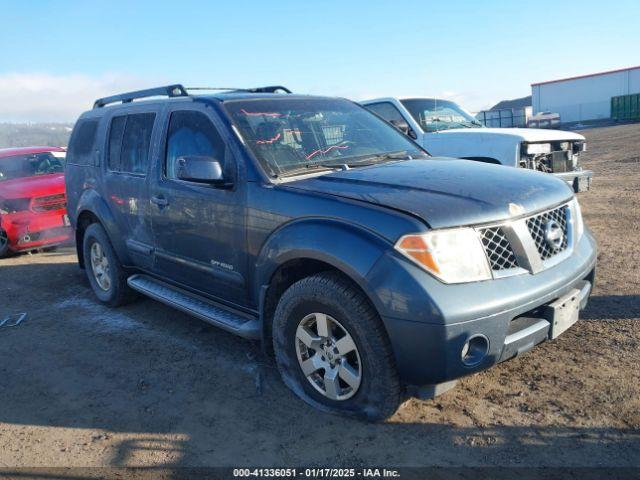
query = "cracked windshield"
xmin=225 ymin=98 xmax=425 ymax=177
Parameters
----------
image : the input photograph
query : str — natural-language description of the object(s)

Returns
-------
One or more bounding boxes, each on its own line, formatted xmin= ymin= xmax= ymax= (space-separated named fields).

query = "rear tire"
xmin=273 ymin=272 xmax=402 ymax=421
xmin=82 ymin=223 xmax=136 ymax=307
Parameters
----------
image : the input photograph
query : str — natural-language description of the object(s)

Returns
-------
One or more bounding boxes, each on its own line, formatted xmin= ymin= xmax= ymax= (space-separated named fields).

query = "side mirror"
xmin=176 ymin=156 xmax=228 ymax=185
xmin=389 ymin=119 xmax=418 ymax=140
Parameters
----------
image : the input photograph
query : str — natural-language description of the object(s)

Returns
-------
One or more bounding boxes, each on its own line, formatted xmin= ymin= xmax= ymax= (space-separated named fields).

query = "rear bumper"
xmin=1 ymin=209 xmax=72 ymax=251
xmin=554 ymin=169 xmax=593 ymax=192
xmin=366 ymin=228 xmax=597 ymax=387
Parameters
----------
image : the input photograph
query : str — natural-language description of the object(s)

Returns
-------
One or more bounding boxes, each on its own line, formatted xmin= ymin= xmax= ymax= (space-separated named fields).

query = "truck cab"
xmin=361 ymin=97 xmax=593 ymax=192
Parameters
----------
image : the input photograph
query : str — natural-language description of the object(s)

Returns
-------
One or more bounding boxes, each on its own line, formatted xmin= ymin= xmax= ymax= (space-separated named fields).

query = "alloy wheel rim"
xmin=90 ymin=242 xmax=111 ymax=291
xmin=295 ymin=312 xmax=362 ymax=401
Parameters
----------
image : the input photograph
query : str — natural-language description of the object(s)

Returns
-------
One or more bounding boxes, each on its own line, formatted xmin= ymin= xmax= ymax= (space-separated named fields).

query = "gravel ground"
xmin=0 ymin=124 xmax=638 ymax=469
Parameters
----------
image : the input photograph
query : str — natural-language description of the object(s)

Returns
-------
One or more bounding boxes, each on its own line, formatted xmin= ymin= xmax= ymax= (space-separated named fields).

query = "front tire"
xmin=273 ymin=272 xmax=402 ymax=421
xmin=82 ymin=223 xmax=136 ymax=307
xmin=0 ymin=228 xmax=10 ymax=258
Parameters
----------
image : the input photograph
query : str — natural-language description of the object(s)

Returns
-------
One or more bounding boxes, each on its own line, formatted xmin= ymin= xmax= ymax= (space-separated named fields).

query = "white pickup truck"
xmin=360 ymin=97 xmax=592 ymax=192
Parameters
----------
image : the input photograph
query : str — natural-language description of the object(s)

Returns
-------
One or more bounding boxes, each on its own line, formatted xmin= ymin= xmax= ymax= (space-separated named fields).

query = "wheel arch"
xmin=74 ymin=190 xmax=130 ymax=268
xmin=255 ymin=218 xmax=393 ymax=348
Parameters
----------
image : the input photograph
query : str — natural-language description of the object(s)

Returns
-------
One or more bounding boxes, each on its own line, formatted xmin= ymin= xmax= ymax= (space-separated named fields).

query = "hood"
xmin=286 ymin=159 xmax=573 ymax=229
xmin=0 ymin=173 xmax=66 ymax=200
xmin=437 ymin=127 xmax=585 ymax=142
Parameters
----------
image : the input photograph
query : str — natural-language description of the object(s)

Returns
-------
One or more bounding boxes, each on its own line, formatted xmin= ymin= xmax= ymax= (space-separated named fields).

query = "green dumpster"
xmin=612 ymin=93 xmax=640 ymax=121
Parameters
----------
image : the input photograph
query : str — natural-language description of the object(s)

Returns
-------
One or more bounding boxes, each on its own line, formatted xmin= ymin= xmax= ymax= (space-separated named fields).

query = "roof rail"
xmin=93 ymin=84 xmax=189 ymax=109
xmin=245 ymin=85 xmax=292 ymax=94
xmin=185 ymin=86 xmax=292 ymax=94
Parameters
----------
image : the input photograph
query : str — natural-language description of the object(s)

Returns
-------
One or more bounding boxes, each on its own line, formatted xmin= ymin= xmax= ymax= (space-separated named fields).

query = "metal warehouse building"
xmin=531 ymin=66 xmax=640 ymax=123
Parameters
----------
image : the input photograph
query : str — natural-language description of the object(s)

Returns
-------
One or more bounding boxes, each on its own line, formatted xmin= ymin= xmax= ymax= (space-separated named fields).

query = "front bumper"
xmin=366 ymin=228 xmax=597 ymax=387
xmin=554 ymin=169 xmax=593 ymax=193
xmin=1 ymin=209 xmax=72 ymax=252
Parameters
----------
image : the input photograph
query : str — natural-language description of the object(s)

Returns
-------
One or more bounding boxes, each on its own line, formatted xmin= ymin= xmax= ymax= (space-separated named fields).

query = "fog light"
xmin=461 ymin=335 xmax=489 ymax=366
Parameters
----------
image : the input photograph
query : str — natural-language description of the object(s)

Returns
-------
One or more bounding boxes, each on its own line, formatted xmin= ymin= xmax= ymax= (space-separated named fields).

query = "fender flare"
xmin=254 ymin=218 xmax=392 ymax=312
xmin=74 ymin=189 xmax=131 ymax=267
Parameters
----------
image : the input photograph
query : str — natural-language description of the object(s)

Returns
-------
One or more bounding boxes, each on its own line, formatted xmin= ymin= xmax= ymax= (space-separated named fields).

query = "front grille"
xmin=526 ymin=205 xmax=569 ymax=260
xmin=32 ymin=194 xmax=66 ymax=212
xmin=477 ymin=202 xmax=573 ymax=277
xmin=480 ymin=227 xmax=518 ymax=271
xmin=523 ymin=141 xmax=578 ymax=173
xmin=531 ymin=151 xmax=571 ymax=173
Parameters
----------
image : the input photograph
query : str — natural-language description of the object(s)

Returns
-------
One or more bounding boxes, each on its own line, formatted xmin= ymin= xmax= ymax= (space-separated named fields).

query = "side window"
xmin=165 ymin=111 xmax=226 ymax=180
xmin=108 ymin=113 xmax=155 ymax=174
xmin=108 ymin=116 xmax=126 ymax=171
xmin=365 ymin=102 xmax=406 ymax=124
xmin=121 ymin=113 xmax=155 ymax=174
xmin=68 ymin=120 xmax=98 ymax=165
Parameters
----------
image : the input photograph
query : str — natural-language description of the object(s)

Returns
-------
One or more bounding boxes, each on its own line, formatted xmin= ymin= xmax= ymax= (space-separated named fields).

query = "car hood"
xmin=436 ymin=127 xmax=585 ymax=142
xmin=0 ymin=173 xmax=66 ymax=199
xmin=285 ymin=159 xmax=574 ymax=229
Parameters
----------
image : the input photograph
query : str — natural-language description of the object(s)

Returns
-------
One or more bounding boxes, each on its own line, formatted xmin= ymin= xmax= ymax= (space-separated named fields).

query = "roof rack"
xmin=93 ymin=84 xmax=292 ymax=109
xmin=93 ymin=84 xmax=188 ymax=109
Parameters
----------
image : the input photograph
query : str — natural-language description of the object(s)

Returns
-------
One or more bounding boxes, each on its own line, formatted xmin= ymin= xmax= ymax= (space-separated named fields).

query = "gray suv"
xmin=65 ymin=85 xmax=597 ymax=420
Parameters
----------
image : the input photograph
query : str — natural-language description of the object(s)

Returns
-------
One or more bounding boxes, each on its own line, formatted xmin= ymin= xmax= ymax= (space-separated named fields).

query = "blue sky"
xmin=0 ymin=0 xmax=638 ymax=121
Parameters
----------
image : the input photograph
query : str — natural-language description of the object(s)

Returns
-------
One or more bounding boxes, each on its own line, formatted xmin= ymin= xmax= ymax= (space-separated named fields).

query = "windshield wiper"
xmin=276 ymin=151 xmax=418 ymax=178
xmin=344 ymin=150 xmax=416 ymax=166
xmin=277 ymin=163 xmax=342 ymax=178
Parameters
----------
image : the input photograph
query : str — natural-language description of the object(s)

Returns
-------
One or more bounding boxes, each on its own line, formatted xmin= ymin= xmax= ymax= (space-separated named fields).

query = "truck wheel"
xmin=273 ymin=272 xmax=402 ymax=421
xmin=82 ymin=223 xmax=136 ymax=307
xmin=0 ymin=228 xmax=10 ymax=258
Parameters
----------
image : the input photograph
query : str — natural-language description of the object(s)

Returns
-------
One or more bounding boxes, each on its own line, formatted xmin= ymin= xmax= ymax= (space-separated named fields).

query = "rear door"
xmin=149 ymin=103 xmax=248 ymax=306
xmin=102 ymin=107 xmax=159 ymax=269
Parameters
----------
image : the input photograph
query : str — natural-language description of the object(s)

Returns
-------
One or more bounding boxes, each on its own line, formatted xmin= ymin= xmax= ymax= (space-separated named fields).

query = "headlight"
xmin=525 ymin=143 xmax=552 ymax=155
xmin=0 ymin=197 xmax=31 ymax=213
xmin=570 ymin=197 xmax=584 ymax=241
xmin=395 ymin=228 xmax=492 ymax=284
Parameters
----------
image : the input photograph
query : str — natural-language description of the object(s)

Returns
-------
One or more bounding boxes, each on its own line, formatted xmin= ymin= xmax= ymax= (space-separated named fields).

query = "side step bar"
xmin=127 ymin=274 xmax=260 ymax=339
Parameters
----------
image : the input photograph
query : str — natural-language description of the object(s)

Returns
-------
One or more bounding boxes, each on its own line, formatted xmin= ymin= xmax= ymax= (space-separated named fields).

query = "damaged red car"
xmin=0 ymin=147 xmax=71 ymax=257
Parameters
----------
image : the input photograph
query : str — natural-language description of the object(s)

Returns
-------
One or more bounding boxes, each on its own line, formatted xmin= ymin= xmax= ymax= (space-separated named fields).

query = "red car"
xmin=0 ymin=146 xmax=72 ymax=257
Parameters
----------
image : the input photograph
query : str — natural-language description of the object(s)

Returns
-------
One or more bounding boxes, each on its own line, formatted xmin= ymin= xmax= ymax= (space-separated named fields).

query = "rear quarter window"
xmin=67 ymin=119 xmax=98 ymax=165
xmin=108 ymin=116 xmax=127 ymax=171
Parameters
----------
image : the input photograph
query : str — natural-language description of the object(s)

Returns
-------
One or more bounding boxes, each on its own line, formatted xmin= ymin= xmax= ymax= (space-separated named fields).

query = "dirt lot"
xmin=0 ymin=124 xmax=639 ymax=470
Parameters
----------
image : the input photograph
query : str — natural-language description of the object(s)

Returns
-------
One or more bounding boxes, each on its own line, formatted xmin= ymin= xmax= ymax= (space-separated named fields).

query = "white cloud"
xmin=0 ymin=72 xmax=502 ymax=122
xmin=320 ymin=86 xmax=497 ymax=113
xmin=0 ymin=72 xmax=163 ymax=123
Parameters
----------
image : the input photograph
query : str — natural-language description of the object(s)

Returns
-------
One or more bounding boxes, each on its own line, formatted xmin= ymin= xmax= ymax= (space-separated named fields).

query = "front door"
xmin=149 ymin=105 xmax=248 ymax=306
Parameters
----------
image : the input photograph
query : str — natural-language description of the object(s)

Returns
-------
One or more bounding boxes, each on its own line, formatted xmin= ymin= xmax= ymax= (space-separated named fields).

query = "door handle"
xmin=151 ymin=195 xmax=169 ymax=207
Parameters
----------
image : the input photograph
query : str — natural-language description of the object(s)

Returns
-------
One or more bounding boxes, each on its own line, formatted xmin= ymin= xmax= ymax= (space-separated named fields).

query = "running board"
xmin=127 ymin=274 xmax=260 ymax=339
